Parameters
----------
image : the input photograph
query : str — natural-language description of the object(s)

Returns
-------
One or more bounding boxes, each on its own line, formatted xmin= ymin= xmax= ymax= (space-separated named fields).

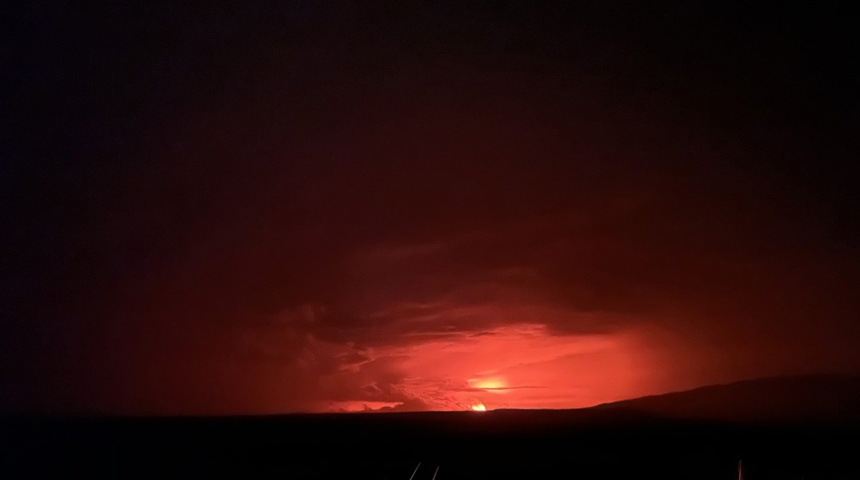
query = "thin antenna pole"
xmin=408 ymin=463 xmax=421 ymax=480
xmin=431 ymin=466 xmax=440 ymax=480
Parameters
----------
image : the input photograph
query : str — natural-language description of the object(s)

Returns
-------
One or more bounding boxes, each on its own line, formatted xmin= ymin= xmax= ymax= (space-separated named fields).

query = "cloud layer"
xmin=3 ymin=3 xmax=858 ymax=414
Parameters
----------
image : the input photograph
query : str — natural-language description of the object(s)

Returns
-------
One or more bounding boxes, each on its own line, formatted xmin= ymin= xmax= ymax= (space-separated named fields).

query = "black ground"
xmin=3 ymin=409 xmax=859 ymax=479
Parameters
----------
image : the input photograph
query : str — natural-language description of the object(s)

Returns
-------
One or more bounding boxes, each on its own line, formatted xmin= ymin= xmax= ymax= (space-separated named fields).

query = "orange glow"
xmin=471 ymin=402 xmax=487 ymax=411
xmin=468 ymin=377 xmax=509 ymax=391
xmin=327 ymin=401 xmax=402 ymax=412
xmin=365 ymin=322 xmax=664 ymax=411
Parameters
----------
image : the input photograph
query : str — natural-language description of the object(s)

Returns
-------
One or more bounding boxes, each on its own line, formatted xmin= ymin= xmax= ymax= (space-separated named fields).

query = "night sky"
xmin=2 ymin=2 xmax=858 ymax=415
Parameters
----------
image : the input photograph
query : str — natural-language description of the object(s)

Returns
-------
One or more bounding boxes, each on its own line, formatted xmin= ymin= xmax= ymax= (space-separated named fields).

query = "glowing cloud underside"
xmin=379 ymin=323 xmax=658 ymax=411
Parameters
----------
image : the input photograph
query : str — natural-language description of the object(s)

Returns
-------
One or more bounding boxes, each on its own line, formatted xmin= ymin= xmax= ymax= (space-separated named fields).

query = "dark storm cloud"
xmin=2 ymin=2 xmax=857 ymax=413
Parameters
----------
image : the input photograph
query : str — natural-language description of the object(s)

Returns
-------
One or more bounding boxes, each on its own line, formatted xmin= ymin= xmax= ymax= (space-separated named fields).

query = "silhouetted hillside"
xmin=594 ymin=374 xmax=860 ymax=424
xmin=4 ymin=376 xmax=860 ymax=478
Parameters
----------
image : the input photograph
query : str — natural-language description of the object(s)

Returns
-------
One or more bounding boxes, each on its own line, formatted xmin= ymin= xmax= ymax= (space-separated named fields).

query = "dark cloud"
xmin=2 ymin=2 xmax=857 ymax=414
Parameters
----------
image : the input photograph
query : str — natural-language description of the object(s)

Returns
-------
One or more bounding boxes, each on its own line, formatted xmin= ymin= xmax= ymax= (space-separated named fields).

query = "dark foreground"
xmin=2 ymin=410 xmax=859 ymax=479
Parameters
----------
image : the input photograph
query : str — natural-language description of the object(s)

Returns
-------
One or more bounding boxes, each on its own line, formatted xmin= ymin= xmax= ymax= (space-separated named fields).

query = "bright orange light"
xmin=471 ymin=402 xmax=486 ymax=411
xmin=468 ymin=376 xmax=508 ymax=391
xmin=390 ymin=323 xmax=654 ymax=410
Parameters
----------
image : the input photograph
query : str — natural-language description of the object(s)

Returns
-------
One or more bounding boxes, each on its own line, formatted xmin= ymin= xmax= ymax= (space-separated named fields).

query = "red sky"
xmin=2 ymin=3 xmax=858 ymax=414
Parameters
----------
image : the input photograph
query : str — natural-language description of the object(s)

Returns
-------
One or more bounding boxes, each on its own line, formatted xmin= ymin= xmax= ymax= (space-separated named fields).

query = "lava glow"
xmin=471 ymin=402 xmax=487 ymax=411
xmin=468 ymin=377 xmax=508 ymax=391
xmin=379 ymin=323 xmax=660 ymax=411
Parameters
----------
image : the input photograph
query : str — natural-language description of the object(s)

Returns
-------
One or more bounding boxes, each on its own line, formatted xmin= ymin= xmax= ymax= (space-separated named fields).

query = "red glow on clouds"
xmin=391 ymin=324 xmax=654 ymax=410
xmin=314 ymin=322 xmax=662 ymax=413
xmin=5 ymin=2 xmax=860 ymax=419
